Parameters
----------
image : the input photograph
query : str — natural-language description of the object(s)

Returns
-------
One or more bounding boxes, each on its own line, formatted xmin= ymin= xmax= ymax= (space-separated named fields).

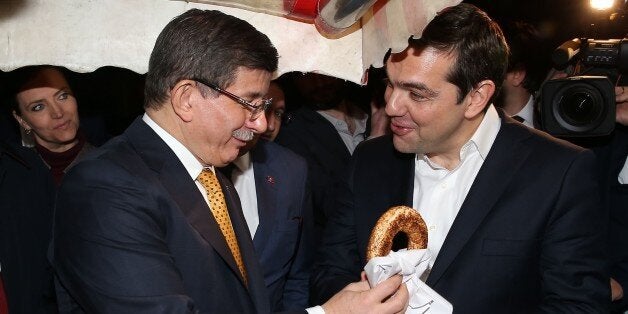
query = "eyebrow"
xmin=24 ymin=87 xmax=70 ymax=107
xmin=398 ymin=80 xmax=440 ymax=98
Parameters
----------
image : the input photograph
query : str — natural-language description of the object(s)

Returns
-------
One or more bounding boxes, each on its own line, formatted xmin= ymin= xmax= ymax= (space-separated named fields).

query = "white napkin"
xmin=364 ymin=249 xmax=453 ymax=313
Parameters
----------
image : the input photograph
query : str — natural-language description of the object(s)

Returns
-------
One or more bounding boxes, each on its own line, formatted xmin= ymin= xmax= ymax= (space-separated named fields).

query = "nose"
xmin=49 ymin=101 xmax=64 ymax=119
xmin=265 ymin=113 xmax=276 ymax=133
xmin=384 ymin=87 xmax=403 ymax=117
xmin=246 ymin=111 xmax=268 ymax=134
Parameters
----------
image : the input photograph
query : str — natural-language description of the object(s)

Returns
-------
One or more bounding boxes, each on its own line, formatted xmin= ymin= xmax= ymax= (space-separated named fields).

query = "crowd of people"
xmin=0 ymin=2 xmax=627 ymax=314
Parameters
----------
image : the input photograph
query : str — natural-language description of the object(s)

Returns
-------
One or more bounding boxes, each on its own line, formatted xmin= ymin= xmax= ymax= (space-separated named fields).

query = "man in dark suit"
xmin=601 ymin=85 xmax=628 ymax=312
xmin=51 ymin=8 xmax=408 ymax=314
xmin=312 ymin=3 xmax=609 ymax=312
xmin=276 ymin=73 xmax=369 ymax=239
xmin=225 ymin=85 xmax=313 ymax=310
xmin=225 ymin=138 xmax=313 ymax=311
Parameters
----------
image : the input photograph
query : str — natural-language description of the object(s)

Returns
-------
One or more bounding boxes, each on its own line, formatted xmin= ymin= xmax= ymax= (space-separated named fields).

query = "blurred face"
xmin=260 ymin=82 xmax=285 ymax=142
xmin=185 ymin=67 xmax=270 ymax=167
xmin=385 ymin=46 xmax=474 ymax=159
xmin=13 ymin=68 xmax=80 ymax=152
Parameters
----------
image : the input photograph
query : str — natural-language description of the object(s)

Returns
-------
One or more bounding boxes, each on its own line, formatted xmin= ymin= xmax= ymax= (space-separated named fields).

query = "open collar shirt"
xmin=412 ymin=105 xmax=501 ymax=270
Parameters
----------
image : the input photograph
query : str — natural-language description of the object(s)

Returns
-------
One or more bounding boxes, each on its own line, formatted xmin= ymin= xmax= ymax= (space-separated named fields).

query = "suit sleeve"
xmin=52 ymin=159 xmax=197 ymax=314
xmin=310 ymin=158 xmax=363 ymax=305
xmin=539 ymin=149 xmax=610 ymax=312
xmin=281 ymin=169 xmax=314 ymax=310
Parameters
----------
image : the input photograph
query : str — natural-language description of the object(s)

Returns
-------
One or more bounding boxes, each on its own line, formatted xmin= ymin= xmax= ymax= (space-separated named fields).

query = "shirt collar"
xmin=466 ymin=104 xmax=501 ymax=160
xmin=233 ymin=151 xmax=252 ymax=172
xmin=417 ymin=104 xmax=501 ymax=166
xmin=513 ymin=95 xmax=534 ymax=125
xmin=317 ymin=110 xmax=369 ymax=135
xmin=142 ymin=113 xmax=211 ymax=179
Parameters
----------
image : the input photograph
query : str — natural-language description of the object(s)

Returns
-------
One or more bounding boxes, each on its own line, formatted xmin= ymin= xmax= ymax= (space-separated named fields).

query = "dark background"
xmin=466 ymin=0 xmax=627 ymax=46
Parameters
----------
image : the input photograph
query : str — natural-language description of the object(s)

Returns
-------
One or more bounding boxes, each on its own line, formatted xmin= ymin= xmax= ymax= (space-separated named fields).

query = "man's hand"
xmin=616 ymin=86 xmax=628 ymax=126
xmin=322 ymin=275 xmax=408 ymax=314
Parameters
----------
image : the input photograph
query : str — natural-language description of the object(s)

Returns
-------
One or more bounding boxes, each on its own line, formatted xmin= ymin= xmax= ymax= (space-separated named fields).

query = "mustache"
xmin=232 ymin=129 xmax=255 ymax=141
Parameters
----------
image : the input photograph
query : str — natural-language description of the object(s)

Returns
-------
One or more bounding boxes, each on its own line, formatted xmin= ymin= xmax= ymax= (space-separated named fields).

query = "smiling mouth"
xmin=54 ymin=121 xmax=70 ymax=129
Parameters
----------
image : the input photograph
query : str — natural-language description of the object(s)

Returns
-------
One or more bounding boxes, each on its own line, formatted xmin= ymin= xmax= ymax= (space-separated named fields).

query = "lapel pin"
xmin=266 ymin=175 xmax=275 ymax=185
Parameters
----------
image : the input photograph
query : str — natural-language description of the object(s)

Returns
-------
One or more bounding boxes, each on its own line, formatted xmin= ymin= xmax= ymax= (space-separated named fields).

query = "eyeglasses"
xmin=192 ymin=78 xmax=272 ymax=121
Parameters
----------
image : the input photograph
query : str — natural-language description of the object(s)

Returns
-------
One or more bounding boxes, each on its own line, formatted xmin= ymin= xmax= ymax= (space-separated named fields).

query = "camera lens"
xmin=540 ymin=76 xmax=615 ymax=136
xmin=552 ymin=83 xmax=606 ymax=132
xmin=559 ymin=91 xmax=599 ymax=126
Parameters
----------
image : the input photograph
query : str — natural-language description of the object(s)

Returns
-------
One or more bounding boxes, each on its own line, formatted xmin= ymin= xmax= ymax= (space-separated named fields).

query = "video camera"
xmin=538 ymin=37 xmax=628 ymax=137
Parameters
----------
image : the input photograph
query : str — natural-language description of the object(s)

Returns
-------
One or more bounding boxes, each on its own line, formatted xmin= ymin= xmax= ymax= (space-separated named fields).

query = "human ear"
xmin=12 ymin=110 xmax=31 ymax=131
xmin=465 ymin=80 xmax=495 ymax=119
xmin=170 ymin=80 xmax=196 ymax=123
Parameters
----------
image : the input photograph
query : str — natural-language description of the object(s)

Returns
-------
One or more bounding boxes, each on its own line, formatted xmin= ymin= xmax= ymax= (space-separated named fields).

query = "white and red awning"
xmin=0 ymin=0 xmax=460 ymax=84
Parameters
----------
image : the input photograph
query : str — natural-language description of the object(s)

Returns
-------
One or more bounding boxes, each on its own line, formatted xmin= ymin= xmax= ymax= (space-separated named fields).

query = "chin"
xmin=392 ymin=138 xmax=416 ymax=154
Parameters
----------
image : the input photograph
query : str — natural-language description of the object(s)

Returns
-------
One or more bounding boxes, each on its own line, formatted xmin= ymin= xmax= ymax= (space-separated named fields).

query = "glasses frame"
xmin=192 ymin=78 xmax=272 ymax=121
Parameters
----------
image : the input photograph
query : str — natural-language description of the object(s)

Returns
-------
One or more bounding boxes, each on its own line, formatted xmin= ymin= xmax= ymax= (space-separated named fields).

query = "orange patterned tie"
xmin=197 ymin=168 xmax=247 ymax=286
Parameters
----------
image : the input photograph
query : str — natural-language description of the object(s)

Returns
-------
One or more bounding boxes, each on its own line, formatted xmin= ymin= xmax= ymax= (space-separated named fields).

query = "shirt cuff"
xmin=305 ymin=305 xmax=325 ymax=314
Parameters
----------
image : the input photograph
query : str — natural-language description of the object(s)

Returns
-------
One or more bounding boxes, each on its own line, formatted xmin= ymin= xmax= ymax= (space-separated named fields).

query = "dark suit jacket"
xmin=594 ymin=124 xmax=628 ymax=312
xmin=52 ymin=118 xmax=300 ymax=313
xmin=244 ymin=140 xmax=313 ymax=310
xmin=275 ymin=107 xmax=352 ymax=238
xmin=0 ymin=141 xmax=58 ymax=314
xmin=312 ymin=114 xmax=610 ymax=312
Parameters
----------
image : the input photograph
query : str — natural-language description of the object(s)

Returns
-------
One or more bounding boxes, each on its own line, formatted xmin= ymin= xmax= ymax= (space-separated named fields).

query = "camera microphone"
xmin=552 ymin=38 xmax=582 ymax=68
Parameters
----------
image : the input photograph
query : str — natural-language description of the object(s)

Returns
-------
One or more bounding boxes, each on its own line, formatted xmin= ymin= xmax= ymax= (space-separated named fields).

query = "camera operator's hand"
xmin=616 ymin=86 xmax=628 ymax=126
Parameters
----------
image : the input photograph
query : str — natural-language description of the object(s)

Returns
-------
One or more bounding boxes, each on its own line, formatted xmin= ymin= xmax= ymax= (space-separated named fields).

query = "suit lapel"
xmin=249 ymin=144 xmax=278 ymax=252
xmin=124 ymin=118 xmax=245 ymax=287
xmin=426 ymin=119 xmax=533 ymax=286
xmin=220 ymin=169 xmax=271 ymax=312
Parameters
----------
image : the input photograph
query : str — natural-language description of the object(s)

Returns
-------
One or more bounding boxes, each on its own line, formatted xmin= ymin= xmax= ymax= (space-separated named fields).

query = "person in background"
xmin=312 ymin=3 xmax=609 ymax=312
xmin=0 ymin=65 xmax=94 ymax=314
xmin=601 ymin=83 xmax=628 ymax=313
xmin=222 ymin=80 xmax=313 ymax=309
xmin=51 ymin=8 xmax=407 ymax=314
xmin=275 ymin=73 xmax=369 ymax=240
xmin=260 ymin=81 xmax=286 ymax=142
xmin=495 ymin=20 xmax=550 ymax=128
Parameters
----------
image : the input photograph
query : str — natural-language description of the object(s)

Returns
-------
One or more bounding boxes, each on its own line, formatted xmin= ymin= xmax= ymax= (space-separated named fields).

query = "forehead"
xmin=228 ymin=66 xmax=272 ymax=97
xmin=19 ymin=68 xmax=69 ymax=92
xmin=386 ymin=46 xmax=455 ymax=85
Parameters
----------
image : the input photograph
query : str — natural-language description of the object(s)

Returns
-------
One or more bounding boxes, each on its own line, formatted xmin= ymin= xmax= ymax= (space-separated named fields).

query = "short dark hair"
xmin=502 ymin=20 xmax=549 ymax=93
xmin=410 ymin=3 xmax=509 ymax=104
xmin=144 ymin=9 xmax=278 ymax=109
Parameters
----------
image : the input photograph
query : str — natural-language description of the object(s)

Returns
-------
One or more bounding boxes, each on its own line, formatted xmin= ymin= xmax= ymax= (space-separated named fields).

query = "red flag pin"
xmin=266 ymin=176 xmax=275 ymax=185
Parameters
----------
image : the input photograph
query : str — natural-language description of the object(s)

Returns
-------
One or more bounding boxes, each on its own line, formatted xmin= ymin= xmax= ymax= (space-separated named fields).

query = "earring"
xmin=24 ymin=128 xmax=32 ymax=135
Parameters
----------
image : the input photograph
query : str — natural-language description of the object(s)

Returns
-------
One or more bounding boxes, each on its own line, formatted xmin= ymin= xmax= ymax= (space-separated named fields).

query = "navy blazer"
xmin=594 ymin=125 xmax=628 ymax=312
xmin=52 ymin=118 xmax=301 ymax=313
xmin=275 ymin=107 xmax=352 ymax=235
xmin=245 ymin=140 xmax=313 ymax=310
xmin=312 ymin=114 xmax=610 ymax=312
xmin=0 ymin=141 xmax=58 ymax=314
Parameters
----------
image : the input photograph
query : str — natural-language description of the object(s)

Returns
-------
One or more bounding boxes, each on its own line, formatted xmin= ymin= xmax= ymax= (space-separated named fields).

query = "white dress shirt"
xmin=512 ymin=95 xmax=535 ymax=129
xmin=317 ymin=110 xmax=368 ymax=154
xmin=231 ymin=152 xmax=259 ymax=237
xmin=619 ymin=156 xmax=628 ymax=184
xmin=413 ymin=105 xmax=501 ymax=270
